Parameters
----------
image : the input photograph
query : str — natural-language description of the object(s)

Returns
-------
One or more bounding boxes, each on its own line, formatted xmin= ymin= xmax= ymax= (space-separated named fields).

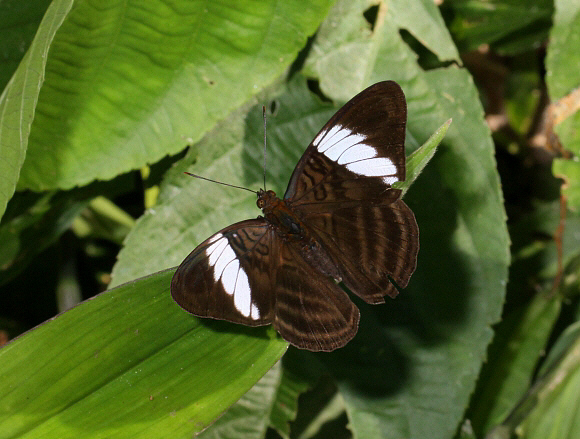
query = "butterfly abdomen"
xmin=300 ymin=238 xmax=343 ymax=283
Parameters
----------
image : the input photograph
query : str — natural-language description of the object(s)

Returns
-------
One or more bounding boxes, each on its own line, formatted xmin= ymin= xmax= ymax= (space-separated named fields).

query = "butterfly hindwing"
xmin=299 ymin=200 xmax=419 ymax=303
xmin=272 ymin=239 xmax=360 ymax=351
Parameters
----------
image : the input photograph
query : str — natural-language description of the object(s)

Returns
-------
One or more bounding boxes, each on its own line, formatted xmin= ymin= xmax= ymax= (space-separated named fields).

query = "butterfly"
xmin=171 ymin=81 xmax=419 ymax=352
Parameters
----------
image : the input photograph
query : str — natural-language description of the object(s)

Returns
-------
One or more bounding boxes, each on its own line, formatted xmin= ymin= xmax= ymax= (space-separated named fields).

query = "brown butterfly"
xmin=171 ymin=81 xmax=419 ymax=351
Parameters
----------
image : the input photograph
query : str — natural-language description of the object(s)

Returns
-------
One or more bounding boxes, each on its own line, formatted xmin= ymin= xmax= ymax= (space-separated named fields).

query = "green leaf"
xmin=16 ymin=0 xmax=334 ymax=192
xmin=0 ymin=0 xmax=74 ymax=220
xmin=303 ymin=1 xmax=509 ymax=437
xmin=302 ymin=0 xmax=381 ymax=101
xmin=280 ymin=354 xmax=348 ymax=439
xmin=0 ymin=191 xmax=87 ymax=286
xmin=537 ymin=321 xmax=580 ymax=376
xmin=0 ymin=0 xmax=52 ymax=90
xmin=390 ymin=0 xmax=460 ymax=63
xmin=0 ymin=269 xmax=287 ymax=439
xmin=488 ymin=322 xmax=580 ymax=439
xmin=545 ymin=0 xmax=580 ymax=101
xmin=546 ymin=0 xmax=580 ymax=210
xmin=197 ymin=362 xmax=282 ymax=439
xmin=73 ymin=196 xmax=135 ymax=245
xmin=521 ymin=333 xmax=580 ymax=439
xmin=269 ymin=363 xmax=314 ymax=438
xmin=467 ymin=294 xmax=561 ymax=436
xmin=393 ymin=118 xmax=451 ymax=196
xmin=554 ymin=158 xmax=580 ymax=212
xmin=508 ymin=199 xmax=580 ymax=281
xmin=441 ymin=0 xmax=553 ymax=54
xmin=0 ymin=174 xmax=136 ymax=286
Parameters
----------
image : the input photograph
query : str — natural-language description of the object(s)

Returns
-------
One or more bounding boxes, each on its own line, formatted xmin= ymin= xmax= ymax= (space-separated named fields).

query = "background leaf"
xmin=0 ymin=269 xmax=287 ymax=439
xmin=300 ymin=1 xmax=509 ymax=436
xmin=546 ymin=0 xmax=580 ymax=210
xmin=390 ymin=0 xmax=460 ymax=62
xmin=0 ymin=0 xmax=74 ymax=219
xmin=0 ymin=0 xmax=52 ymax=90
xmin=467 ymin=294 xmax=561 ymax=435
xmin=16 ymin=0 xmax=334 ymax=191
xmin=197 ymin=362 xmax=283 ymax=439
xmin=440 ymin=0 xmax=553 ymax=54
xmin=3 ymin=0 xmax=580 ymax=438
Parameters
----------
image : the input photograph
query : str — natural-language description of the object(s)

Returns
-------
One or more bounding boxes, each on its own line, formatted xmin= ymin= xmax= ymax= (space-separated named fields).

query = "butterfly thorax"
xmin=256 ymin=189 xmax=343 ymax=282
xmin=257 ymin=189 xmax=304 ymax=238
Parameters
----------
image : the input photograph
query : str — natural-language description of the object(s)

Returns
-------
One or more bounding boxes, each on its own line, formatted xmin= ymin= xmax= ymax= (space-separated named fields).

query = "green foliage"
xmin=0 ymin=269 xmax=287 ymax=438
xmin=547 ymin=0 xmax=580 ymax=210
xmin=1 ymin=0 xmax=579 ymax=438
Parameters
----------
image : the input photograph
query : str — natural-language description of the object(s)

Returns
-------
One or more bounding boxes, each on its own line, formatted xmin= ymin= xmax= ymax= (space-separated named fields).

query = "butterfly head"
xmin=256 ymin=189 xmax=280 ymax=214
xmin=256 ymin=189 xmax=278 ymax=211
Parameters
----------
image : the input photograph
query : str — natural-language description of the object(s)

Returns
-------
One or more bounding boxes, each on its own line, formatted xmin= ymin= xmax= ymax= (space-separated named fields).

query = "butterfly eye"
xmin=257 ymin=199 xmax=265 ymax=208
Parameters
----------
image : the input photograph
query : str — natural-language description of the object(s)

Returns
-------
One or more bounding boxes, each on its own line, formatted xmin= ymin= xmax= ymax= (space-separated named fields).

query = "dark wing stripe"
xmin=272 ymin=240 xmax=360 ymax=352
xmin=301 ymin=200 xmax=418 ymax=303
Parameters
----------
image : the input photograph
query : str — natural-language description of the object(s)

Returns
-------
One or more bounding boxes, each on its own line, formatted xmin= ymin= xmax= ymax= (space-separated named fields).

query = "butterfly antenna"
xmin=262 ymin=105 xmax=267 ymax=191
xmin=183 ymin=172 xmax=256 ymax=194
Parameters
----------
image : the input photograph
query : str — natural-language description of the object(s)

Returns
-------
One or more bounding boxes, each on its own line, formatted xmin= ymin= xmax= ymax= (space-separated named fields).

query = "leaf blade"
xmin=0 ymin=269 xmax=287 ymax=439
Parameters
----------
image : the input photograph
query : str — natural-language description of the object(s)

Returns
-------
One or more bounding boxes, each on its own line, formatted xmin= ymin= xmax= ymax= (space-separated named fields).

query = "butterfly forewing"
xmin=171 ymin=220 xmax=275 ymax=326
xmin=284 ymin=81 xmax=407 ymax=205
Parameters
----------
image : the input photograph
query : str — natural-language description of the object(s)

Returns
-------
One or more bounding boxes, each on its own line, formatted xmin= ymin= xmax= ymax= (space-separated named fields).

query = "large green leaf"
xmin=390 ymin=0 xmax=460 ymax=62
xmin=0 ymin=269 xmax=287 ymax=439
xmin=0 ymin=0 xmax=73 ymax=220
xmin=15 ymin=0 xmax=334 ymax=192
xmin=302 ymin=1 xmax=509 ymax=438
xmin=467 ymin=295 xmax=561 ymax=436
xmin=197 ymin=362 xmax=283 ymax=439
